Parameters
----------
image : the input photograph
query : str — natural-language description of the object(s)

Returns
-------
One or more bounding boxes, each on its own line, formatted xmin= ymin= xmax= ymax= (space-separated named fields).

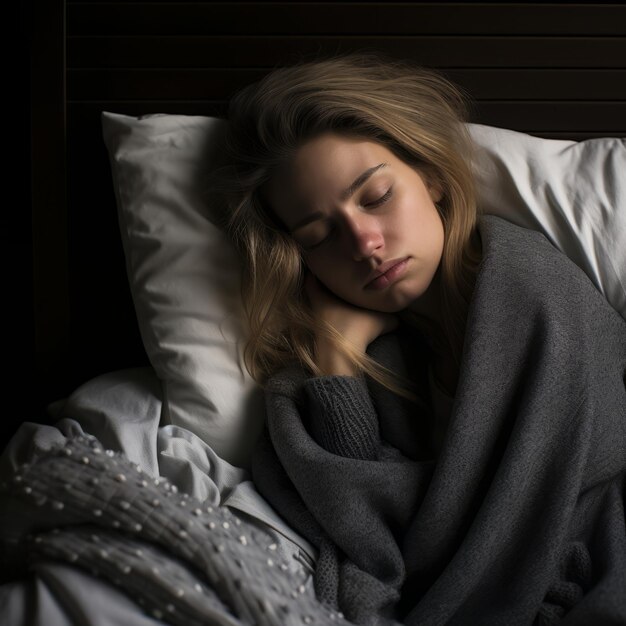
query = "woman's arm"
xmin=314 ymin=337 xmax=359 ymax=376
xmin=303 ymin=374 xmax=381 ymax=460
xmin=304 ymin=272 xmax=398 ymax=376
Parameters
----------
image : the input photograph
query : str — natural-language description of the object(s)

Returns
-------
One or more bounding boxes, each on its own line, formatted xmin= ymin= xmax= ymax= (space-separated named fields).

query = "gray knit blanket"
xmin=251 ymin=215 xmax=626 ymax=625
xmin=0 ymin=434 xmax=348 ymax=625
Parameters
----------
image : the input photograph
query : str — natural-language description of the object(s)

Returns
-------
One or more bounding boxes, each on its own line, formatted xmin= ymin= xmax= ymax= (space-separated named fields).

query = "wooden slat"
xmin=475 ymin=102 xmax=626 ymax=133
xmin=68 ymin=101 xmax=626 ymax=136
xmin=66 ymin=35 xmax=626 ymax=69
xmin=66 ymin=0 xmax=626 ymax=3
xmin=66 ymin=3 xmax=626 ymax=36
xmin=66 ymin=68 xmax=626 ymax=100
xmin=443 ymin=69 xmax=626 ymax=100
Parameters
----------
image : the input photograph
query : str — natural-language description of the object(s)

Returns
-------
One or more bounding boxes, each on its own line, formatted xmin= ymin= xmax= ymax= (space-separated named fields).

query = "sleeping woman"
xmin=214 ymin=52 xmax=626 ymax=625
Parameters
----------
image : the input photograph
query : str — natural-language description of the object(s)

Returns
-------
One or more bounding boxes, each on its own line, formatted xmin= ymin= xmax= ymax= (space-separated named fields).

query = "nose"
xmin=343 ymin=212 xmax=383 ymax=261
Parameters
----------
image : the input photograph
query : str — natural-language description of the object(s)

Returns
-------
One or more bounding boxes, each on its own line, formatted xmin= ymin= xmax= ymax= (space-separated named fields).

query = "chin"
xmin=395 ymin=282 xmax=428 ymax=305
xmin=366 ymin=290 xmax=420 ymax=313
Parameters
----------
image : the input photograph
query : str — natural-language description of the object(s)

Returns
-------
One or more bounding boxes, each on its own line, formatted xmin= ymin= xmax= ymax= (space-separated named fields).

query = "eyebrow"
xmin=290 ymin=163 xmax=388 ymax=233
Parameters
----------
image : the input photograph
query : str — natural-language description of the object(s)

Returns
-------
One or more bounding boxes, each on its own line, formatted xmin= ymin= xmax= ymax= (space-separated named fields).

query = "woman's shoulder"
xmin=478 ymin=215 xmax=599 ymax=300
xmin=479 ymin=214 xmax=569 ymax=273
xmin=476 ymin=214 xmax=625 ymax=329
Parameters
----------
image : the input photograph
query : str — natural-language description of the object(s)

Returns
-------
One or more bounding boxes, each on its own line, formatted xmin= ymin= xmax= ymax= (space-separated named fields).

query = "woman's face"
xmin=265 ymin=132 xmax=445 ymax=313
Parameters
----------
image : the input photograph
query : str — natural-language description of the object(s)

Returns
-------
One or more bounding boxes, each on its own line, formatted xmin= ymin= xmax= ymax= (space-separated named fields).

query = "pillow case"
xmin=468 ymin=124 xmax=625 ymax=319
xmin=102 ymin=111 xmax=625 ymax=468
xmin=102 ymin=112 xmax=264 ymax=469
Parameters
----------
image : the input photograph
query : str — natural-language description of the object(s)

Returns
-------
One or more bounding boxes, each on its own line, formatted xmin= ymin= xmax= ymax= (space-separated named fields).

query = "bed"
xmin=3 ymin=2 xmax=625 ymax=625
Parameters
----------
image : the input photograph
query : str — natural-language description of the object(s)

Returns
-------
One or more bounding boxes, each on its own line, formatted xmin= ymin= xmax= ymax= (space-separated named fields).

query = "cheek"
xmin=304 ymin=255 xmax=355 ymax=296
xmin=410 ymin=198 xmax=444 ymax=240
xmin=392 ymin=191 xmax=426 ymax=232
xmin=307 ymin=258 xmax=334 ymax=278
xmin=303 ymin=255 xmax=334 ymax=283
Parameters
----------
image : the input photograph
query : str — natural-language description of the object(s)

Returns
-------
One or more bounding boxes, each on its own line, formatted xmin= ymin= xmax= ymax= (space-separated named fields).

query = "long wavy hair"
xmin=209 ymin=51 xmax=482 ymax=400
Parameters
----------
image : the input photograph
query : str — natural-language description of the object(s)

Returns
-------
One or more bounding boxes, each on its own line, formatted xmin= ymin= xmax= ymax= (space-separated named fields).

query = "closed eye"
xmin=302 ymin=187 xmax=392 ymax=251
xmin=303 ymin=228 xmax=334 ymax=251
xmin=366 ymin=187 xmax=393 ymax=207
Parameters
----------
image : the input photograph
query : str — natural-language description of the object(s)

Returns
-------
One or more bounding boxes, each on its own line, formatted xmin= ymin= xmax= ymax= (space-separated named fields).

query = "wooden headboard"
xmin=13 ymin=0 xmax=625 ymax=450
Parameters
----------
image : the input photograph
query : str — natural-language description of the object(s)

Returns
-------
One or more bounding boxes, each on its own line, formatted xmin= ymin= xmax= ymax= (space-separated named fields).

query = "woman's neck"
xmin=404 ymin=266 xmax=446 ymax=344
xmin=402 ymin=229 xmax=483 ymax=396
xmin=402 ymin=266 xmax=459 ymax=395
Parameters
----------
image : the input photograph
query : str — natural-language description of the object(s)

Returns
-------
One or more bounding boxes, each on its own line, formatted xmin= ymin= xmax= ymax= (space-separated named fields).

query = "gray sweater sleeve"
xmin=303 ymin=375 xmax=381 ymax=461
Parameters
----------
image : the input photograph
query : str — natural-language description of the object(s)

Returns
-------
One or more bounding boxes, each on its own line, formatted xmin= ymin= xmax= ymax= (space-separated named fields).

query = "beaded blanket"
xmin=0 ymin=434 xmax=359 ymax=626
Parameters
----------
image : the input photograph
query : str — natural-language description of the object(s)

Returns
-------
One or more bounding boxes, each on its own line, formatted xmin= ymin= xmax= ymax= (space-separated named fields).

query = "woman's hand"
xmin=304 ymin=272 xmax=398 ymax=375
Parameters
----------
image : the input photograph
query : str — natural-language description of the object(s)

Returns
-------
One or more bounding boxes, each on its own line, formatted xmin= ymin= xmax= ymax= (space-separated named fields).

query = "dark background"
xmin=5 ymin=1 xmax=625 ymax=453
xmin=4 ymin=1 xmax=33 ymax=450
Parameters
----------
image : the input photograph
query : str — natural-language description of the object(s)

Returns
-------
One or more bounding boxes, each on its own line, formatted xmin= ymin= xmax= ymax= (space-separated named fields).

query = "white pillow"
xmin=102 ymin=112 xmax=264 ymax=469
xmin=467 ymin=123 xmax=625 ymax=319
xmin=101 ymin=112 xmax=626 ymax=469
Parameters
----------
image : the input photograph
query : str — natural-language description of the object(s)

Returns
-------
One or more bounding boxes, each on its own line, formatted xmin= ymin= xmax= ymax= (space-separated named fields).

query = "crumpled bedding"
xmin=0 ymin=366 xmax=323 ymax=626
xmin=1 ymin=434 xmax=344 ymax=625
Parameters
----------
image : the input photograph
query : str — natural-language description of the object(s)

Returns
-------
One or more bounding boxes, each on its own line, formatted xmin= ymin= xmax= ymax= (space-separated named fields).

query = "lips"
xmin=365 ymin=257 xmax=409 ymax=289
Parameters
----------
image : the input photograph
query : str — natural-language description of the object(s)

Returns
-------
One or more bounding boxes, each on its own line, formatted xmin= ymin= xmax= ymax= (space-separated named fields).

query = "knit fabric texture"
xmin=0 ymin=434 xmax=353 ymax=626
xmin=251 ymin=215 xmax=626 ymax=625
xmin=306 ymin=377 xmax=380 ymax=461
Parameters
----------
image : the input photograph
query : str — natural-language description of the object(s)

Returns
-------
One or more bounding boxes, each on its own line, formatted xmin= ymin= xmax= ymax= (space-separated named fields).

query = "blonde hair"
xmin=210 ymin=51 xmax=481 ymax=400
